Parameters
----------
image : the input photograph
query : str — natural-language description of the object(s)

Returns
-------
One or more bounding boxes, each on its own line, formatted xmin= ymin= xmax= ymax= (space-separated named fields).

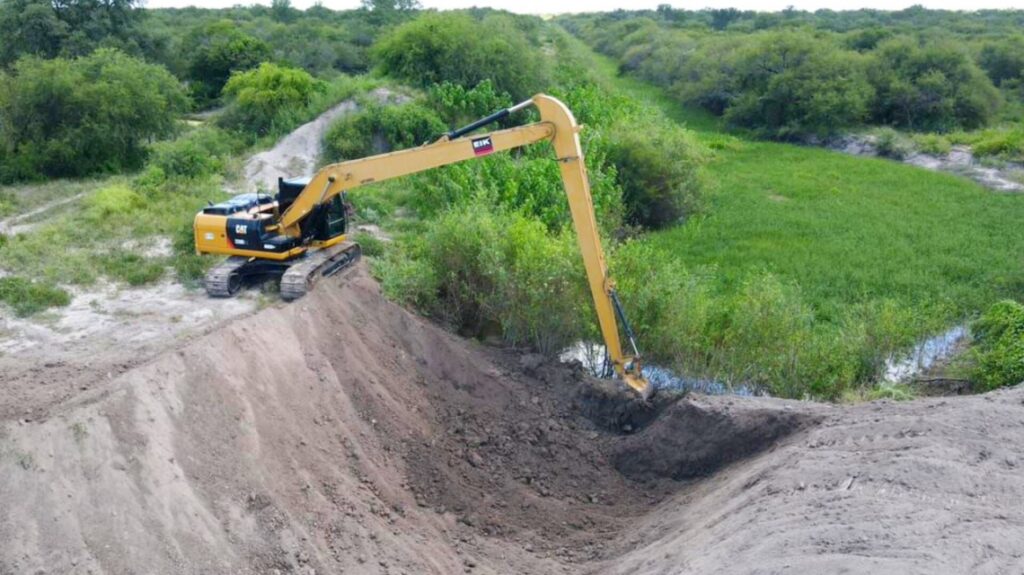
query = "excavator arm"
xmin=279 ymin=94 xmax=651 ymax=398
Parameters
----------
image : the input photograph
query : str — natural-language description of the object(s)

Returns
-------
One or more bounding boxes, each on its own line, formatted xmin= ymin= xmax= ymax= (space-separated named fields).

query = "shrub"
xmin=322 ymin=101 xmax=445 ymax=160
xmin=150 ymin=127 xmax=234 ymax=179
xmin=676 ymin=32 xmax=873 ymax=138
xmin=979 ymin=36 xmax=1024 ymax=88
xmin=873 ymin=127 xmax=914 ymax=159
xmin=171 ymin=219 xmax=211 ymax=285
xmin=219 ymin=63 xmax=326 ymax=136
xmin=970 ymin=127 xmax=1024 ymax=160
xmin=867 ymin=37 xmax=1002 ymax=132
xmin=912 ymin=133 xmax=952 ymax=156
xmin=186 ymin=20 xmax=271 ymax=103
xmin=86 ymin=185 xmax=143 ymax=218
xmin=427 ymin=80 xmax=512 ymax=128
xmin=0 ymin=49 xmax=188 ymax=180
xmin=604 ymin=123 xmax=706 ymax=229
xmin=970 ymin=300 xmax=1024 ymax=391
xmin=0 ymin=276 xmax=71 ymax=316
xmin=372 ymin=12 xmax=548 ymax=101
xmin=99 ymin=251 xmax=165 ymax=286
xmin=376 ymin=202 xmax=590 ymax=354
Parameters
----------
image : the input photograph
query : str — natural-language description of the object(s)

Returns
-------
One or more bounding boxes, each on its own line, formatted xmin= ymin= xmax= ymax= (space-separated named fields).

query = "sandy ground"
xmin=242 ymin=88 xmax=406 ymax=193
xmin=1 ymin=267 xmax=1022 ymax=575
xmin=0 ymin=92 xmax=384 ymax=421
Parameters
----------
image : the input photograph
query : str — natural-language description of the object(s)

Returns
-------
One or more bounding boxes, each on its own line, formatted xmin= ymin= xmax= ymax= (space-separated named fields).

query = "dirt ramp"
xmin=596 ymin=388 xmax=1024 ymax=575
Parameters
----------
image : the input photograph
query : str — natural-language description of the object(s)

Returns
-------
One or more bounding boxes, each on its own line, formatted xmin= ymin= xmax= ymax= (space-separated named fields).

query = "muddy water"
xmin=560 ymin=342 xmax=761 ymax=396
xmin=565 ymin=323 xmax=969 ymax=395
xmin=830 ymin=135 xmax=1024 ymax=192
xmin=883 ymin=324 xmax=968 ymax=383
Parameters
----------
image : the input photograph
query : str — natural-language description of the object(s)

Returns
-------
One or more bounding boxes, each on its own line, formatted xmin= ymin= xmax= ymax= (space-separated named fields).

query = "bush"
xmin=867 ymin=37 xmax=1002 ymax=132
xmin=912 ymin=133 xmax=952 ymax=156
xmin=674 ymin=32 xmax=873 ymax=138
xmin=873 ymin=127 xmax=914 ymax=159
xmin=376 ymin=202 xmax=591 ymax=354
xmin=150 ymin=127 xmax=234 ymax=179
xmin=427 ymin=80 xmax=512 ymax=129
xmin=604 ymin=124 xmax=706 ymax=229
xmin=322 ymin=101 xmax=446 ymax=160
xmin=970 ymin=127 xmax=1024 ymax=160
xmin=219 ymin=63 xmax=326 ymax=136
xmin=186 ymin=20 xmax=271 ymax=103
xmin=970 ymin=300 xmax=1024 ymax=391
xmin=372 ymin=12 xmax=548 ymax=101
xmin=0 ymin=276 xmax=71 ymax=317
xmin=0 ymin=48 xmax=188 ymax=180
xmin=99 ymin=251 xmax=165 ymax=286
xmin=86 ymin=184 xmax=143 ymax=218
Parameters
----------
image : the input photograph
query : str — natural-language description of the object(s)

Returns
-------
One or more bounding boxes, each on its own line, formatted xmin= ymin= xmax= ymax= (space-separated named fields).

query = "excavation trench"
xmin=0 ymin=268 xmax=812 ymax=574
xmin=4 ymin=268 xmax=1024 ymax=574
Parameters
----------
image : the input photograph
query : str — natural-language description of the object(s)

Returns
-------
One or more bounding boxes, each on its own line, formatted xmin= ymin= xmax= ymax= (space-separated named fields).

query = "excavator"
xmin=193 ymin=94 xmax=652 ymax=398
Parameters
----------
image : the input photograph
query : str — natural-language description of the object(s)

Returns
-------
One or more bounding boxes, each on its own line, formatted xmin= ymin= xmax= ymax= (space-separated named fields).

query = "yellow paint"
xmin=194 ymin=94 xmax=651 ymax=397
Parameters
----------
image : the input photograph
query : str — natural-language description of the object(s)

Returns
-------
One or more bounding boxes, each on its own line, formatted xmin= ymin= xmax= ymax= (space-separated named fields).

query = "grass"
xmin=586 ymin=47 xmax=1024 ymax=397
xmin=0 ymin=276 xmax=71 ymax=317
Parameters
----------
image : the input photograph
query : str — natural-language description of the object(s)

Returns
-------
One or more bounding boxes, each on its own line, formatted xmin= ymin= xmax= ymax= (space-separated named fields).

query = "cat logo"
xmin=472 ymin=136 xmax=494 ymax=156
xmin=235 ymin=224 xmax=248 ymax=235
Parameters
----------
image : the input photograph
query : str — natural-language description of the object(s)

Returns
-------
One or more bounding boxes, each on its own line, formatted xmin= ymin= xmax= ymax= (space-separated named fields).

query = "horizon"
xmin=140 ymin=0 xmax=1024 ymax=13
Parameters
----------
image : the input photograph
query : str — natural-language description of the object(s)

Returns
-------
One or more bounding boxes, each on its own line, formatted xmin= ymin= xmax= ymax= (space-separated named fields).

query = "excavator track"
xmin=204 ymin=256 xmax=250 ymax=297
xmin=280 ymin=241 xmax=361 ymax=301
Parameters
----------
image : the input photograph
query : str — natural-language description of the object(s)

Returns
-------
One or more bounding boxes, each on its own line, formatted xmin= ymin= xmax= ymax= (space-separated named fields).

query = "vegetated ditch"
xmin=564 ymin=322 xmax=970 ymax=398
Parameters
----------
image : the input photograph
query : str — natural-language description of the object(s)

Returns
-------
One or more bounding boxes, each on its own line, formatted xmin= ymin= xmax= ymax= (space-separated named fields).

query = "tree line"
xmin=560 ymin=9 xmax=1024 ymax=139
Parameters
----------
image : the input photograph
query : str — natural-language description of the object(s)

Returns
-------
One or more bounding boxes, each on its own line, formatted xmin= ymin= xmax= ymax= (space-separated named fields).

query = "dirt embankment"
xmin=2 ymin=266 xmax=1023 ymax=575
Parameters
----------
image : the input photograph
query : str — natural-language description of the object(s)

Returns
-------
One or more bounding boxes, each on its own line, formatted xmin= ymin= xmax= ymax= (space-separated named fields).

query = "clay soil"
xmin=2 ymin=267 xmax=1023 ymax=575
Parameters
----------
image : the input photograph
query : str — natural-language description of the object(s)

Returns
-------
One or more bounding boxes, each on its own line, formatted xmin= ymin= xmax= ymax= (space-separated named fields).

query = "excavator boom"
xmin=195 ymin=94 xmax=651 ymax=398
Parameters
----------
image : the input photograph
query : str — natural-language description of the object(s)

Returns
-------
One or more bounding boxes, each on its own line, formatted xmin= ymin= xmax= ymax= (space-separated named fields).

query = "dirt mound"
xmin=2 ymin=266 xmax=1024 ymax=574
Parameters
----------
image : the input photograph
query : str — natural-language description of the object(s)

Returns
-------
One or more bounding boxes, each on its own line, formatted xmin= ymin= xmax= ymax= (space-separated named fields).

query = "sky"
xmin=141 ymin=0 xmax=1024 ymax=12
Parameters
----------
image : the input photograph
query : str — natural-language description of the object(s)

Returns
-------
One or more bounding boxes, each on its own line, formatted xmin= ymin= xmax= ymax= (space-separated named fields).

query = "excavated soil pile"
xmin=2 ymin=267 xmax=1024 ymax=574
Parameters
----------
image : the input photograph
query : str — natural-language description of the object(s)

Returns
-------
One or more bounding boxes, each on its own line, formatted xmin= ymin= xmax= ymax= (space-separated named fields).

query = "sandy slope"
xmin=2 ymin=266 xmax=1023 ymax=575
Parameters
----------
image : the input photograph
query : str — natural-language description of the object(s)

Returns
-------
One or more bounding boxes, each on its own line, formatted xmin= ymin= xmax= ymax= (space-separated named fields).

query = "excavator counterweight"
xmin=194 ymin=94 xmax=652 ymax=398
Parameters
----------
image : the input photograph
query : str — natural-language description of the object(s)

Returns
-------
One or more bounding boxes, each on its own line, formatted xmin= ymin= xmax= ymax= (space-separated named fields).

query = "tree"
xmin=0 ymin=0 xmax=150 ymax=64
xmin=372 ymin=12 xmax=548 ymax=101
xmin=270 ymin=0 xmax=296 ymax=23
xmin=979 ymin=36 xmax=1024 ymax=88
xmin=0 ymin=49 xmax=188 ymax=180
xmin=219 ymin=63 xmax=325 ymax=136
xmin=0 ymin=0 xmax=68 ymax=64
xmin=709 ymin=8 xmax=742 ymax=31
xmin=868 ymin=37 xmax=1002 ymax=131
xmin=186 ymin=20 xmax=271 ymax=103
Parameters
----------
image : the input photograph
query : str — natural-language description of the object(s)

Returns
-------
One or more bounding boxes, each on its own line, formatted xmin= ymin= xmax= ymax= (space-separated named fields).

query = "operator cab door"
xmin=313 ymin=194 xmax=348 ymax=242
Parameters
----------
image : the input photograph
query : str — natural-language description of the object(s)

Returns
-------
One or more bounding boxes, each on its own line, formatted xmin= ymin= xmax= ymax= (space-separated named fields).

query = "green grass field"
xmin=588 ymin=49 xmax=1024 ymax=397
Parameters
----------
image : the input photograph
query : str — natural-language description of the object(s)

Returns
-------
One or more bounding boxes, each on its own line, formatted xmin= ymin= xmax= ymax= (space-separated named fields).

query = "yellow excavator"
xmin=193 ymin=94 xmax=651 ymax=398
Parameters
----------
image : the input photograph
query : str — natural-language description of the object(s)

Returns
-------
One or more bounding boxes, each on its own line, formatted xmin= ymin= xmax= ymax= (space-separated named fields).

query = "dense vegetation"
xmin=560 ymin=9 xmax=1023 ymax=142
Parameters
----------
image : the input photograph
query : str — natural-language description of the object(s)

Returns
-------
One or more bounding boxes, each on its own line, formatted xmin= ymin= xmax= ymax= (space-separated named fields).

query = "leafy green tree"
xmin=726 ymin=32 xmax=874 ymax=137
xmin=676 ymin=32 xmax=872 ymax=137
xmin=0 ymin=48 xmax=187 ymax=180
xmin=0 ymin=0 xmax=68 ymax=64
xmin=867 ymin=37 xmax=1002 ymax=131
xmin=219 ymin=62 xmax=325 ymax=136
xmin=372 ymin=12 xmax=548 ymax=101
xmin=979 ymin=36 xmax=1024 ymax=88
xmin=186 ymin=20 xmax=271 ymax=103
xmin=270 ymin=0 xmax=296 ymax=23
xmin=0 ymin=0 xmax=151 ymax=64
